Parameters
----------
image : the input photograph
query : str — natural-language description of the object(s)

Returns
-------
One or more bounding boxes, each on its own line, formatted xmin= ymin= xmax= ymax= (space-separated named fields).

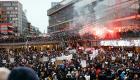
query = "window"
xmin=15 ymin=7 xmax=18 ymax=10
xmin=3 ymin=2 xmax=11 ymax=6
xmin=12 ymin=18 xmax=18 ymax=20
xmin=6 ymin=11 xmax=10 ymax=14
xmin=12 ymin=3 xmax=18 ymax=6
xmin=7 ymin=7 xmax=14 ymax=10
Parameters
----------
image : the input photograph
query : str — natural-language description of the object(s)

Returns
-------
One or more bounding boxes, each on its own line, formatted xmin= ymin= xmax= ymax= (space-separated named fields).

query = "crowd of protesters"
xmin=0 ymin=47 xmax=140 ymax=80
xmin=0 ymin=28 xmax=140 ymax=43
xmin=0 ymin=37 xmax=48 ymax=43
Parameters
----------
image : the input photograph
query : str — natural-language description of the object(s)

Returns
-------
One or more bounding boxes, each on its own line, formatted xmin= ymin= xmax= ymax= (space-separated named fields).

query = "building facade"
xmin=0 ymin=7 xmax=13 ymax=37
xmin=22 ymin=11 xmax=28 ymax=35
xmin=47 ymin=0 xmax=140 ymax=47
xmin=0 ymin=1 xmax=28 ymax=37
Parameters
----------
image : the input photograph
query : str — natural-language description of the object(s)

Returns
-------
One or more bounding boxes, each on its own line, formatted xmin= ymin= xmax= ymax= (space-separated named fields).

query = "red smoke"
xmin=79 ymin=24 xmax=120 ymax=39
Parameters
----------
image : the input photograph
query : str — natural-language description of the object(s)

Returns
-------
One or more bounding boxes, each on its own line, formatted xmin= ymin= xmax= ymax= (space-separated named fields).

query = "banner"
xmin=43 ymin=56 xmax=49 ymax=62
xmin=64 ymin=54 xmax=73 ymax=61
xmin=56 ymin=54 xmax=73 ymax=61
xmin=2 ymin=60 xmax=6 ymax=63
xmin=10 ymin=58 xmax=14 ymax=63
xmin=51 ymin=58 xmax=56 ymax=63
xmin=33 ymin=56 xmax=36 ymax=59
xmin=90 ymin=50 xmax=99 ymax=60
xmin=128 ymin=53 xmax=133 ymax=57
xmin=111 ymin=56 xmax=116 ymax=61
xmin=81 ymin=60 xmax=86 ymax=68
xmin=69 ymin=49 xmax=76 ymax=54
xmin=56 ymin=56 xmax=65 ymax=60
xmin=100 ymin=40 xmax=140 ymax=46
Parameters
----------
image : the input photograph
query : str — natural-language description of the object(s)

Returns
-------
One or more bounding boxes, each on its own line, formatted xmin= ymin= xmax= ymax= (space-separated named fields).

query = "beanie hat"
xmin=8 ymin=67 xmax=39 ymax=80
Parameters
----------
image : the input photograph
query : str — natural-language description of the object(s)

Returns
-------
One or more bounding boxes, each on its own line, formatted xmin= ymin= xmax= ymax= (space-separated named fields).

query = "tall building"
xmin=47 ymin=0 xmax=76 ymax=33
xmin=0 ymin=1 xmax=27 ymax=37
xmin=0 ymin=7 xmax=13 ymax=37
xmin=23 ymin=22 xmax=41 ymax=37
xmin=47 ymin=0 xmax=140 ymax=47
xmin=31 ymin=26 xmax=41 ymax=36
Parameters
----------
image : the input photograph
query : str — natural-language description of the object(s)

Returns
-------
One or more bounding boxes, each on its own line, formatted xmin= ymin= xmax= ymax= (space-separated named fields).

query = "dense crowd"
xmin=0 ymin=47 xmax=140 ymax=80
xmin=0 ymin=37 xmax=48 ymax=43
xmin=0 ymin=28 xmax=140 ymax=43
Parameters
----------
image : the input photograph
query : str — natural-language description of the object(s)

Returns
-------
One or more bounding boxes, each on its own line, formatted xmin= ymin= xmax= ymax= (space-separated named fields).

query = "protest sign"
xmin=43 ymin=57 xmax=49 ymax=62
xmin=81 ymin=60 xmax=86 ymax=68
xmin=128 ymin=53 xmax=133 ymax=57
xmin=2 ymin=60 xmax=6 ymax=63
xmin=10 ymin=58 xmax=14 ymax=63
xmin=65 ymin=54 xmax=73 ymax=61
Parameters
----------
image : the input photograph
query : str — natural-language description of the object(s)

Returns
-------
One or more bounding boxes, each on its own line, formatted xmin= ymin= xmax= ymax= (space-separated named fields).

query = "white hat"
xmin=0 ymin=67 xmax=10 ymax=80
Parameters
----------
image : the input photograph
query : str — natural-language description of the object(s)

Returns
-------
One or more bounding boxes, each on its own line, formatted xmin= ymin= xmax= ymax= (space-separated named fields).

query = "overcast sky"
xmin=21 ymin=0 xmax=62 ymax=33
xmin=2 ymin=0 xmax=62 ymax=33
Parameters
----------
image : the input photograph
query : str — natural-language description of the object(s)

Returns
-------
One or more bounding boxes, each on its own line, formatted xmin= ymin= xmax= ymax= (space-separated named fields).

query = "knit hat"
xmin=8 ymin=67 xmax=39 ymax=80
